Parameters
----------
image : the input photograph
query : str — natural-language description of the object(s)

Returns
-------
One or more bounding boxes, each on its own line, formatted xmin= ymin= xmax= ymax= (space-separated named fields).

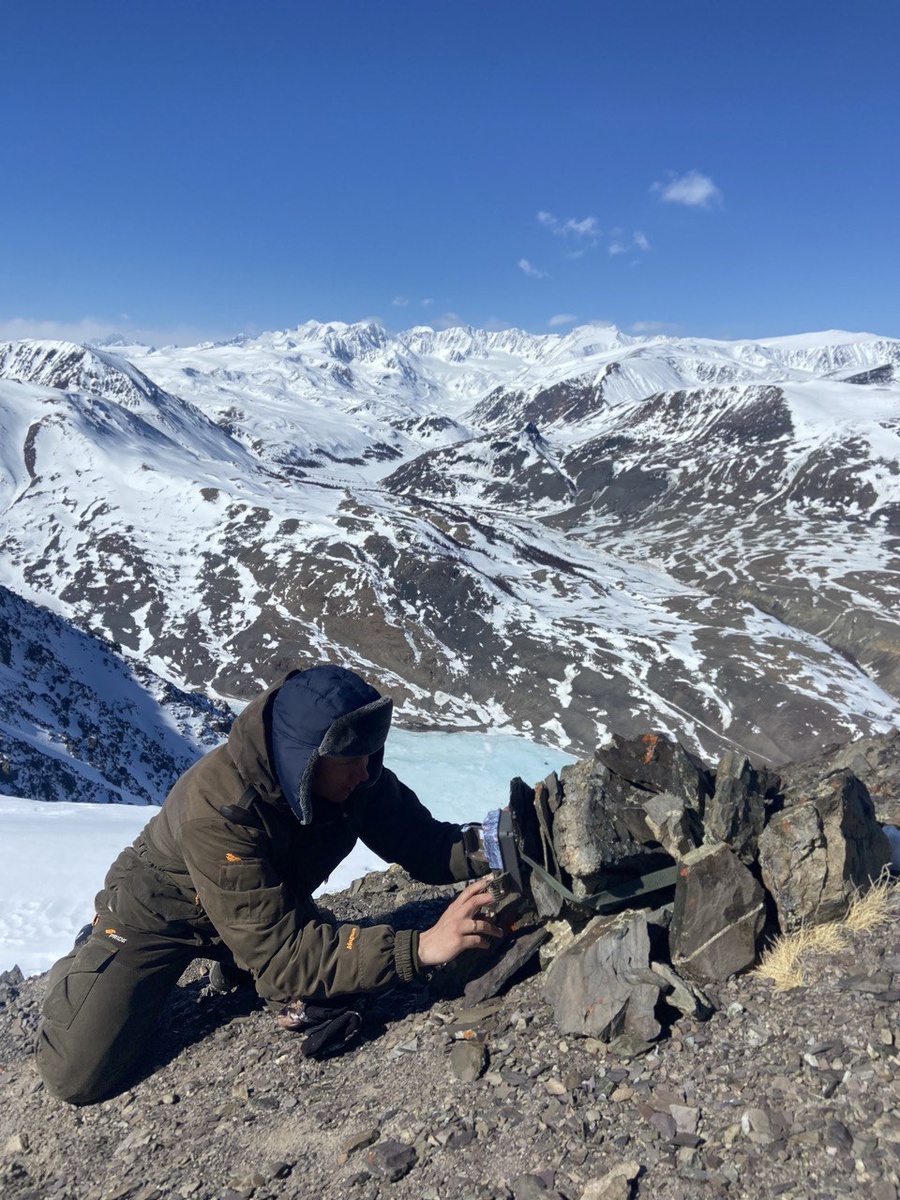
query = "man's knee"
xmin=36 ymin=935 xmax=144 ymax=1105
xmin=34 ymin=1031 xmax=119 ymax=1106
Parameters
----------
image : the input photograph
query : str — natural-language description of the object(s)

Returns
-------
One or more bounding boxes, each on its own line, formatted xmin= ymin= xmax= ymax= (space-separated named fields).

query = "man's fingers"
xmin=449 ymin=877 xmax=495 ymax=915
xmin=459 ymin=875 xmax=494 ymax=901
xmin=465 ymin=916 xmax=503 ymax=940
xmin=419 ymin=877 xmax=505 ymax=967
xmin=464 ymin=880 xmax=496 ymax=906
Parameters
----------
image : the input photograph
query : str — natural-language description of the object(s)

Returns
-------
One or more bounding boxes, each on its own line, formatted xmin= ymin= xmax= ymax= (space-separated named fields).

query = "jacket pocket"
xmin=109 ymin=849 xmax=208 ymax=933
xmin=41 ymin=940 xmax=119 ymax=1031
xmin=216 ymin=858 xmax=280 ymax=892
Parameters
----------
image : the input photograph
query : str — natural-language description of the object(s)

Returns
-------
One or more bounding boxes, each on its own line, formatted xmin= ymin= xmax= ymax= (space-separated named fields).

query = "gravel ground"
xmin=2 ymin=869 xmax=899 ymax=1200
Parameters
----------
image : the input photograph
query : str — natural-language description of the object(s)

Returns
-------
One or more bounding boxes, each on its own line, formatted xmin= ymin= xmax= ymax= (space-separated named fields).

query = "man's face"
xmin=312 ymin=754 xmax=370 ymax=804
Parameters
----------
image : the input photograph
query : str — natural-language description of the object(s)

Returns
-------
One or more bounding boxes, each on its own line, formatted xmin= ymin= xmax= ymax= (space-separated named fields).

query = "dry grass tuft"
xmin=753 ymin=869 xmax=900 ymax=991
xmin=753 ymin=923 xmax=848 ymax=991
xmin=844 ymin=867 xmax=900 ymax=932
xmin=753 ymin=933 xmax=808 ymax=991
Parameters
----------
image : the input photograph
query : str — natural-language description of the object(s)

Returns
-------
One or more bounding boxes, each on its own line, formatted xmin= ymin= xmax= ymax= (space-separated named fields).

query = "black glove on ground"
xmin=276 ymin=999 xmax=362 ymax=1059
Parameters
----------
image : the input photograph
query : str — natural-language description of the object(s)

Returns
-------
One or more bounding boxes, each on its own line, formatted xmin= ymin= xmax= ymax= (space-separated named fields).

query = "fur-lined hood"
xmin=228 ymin=665 xmax=393 ymax=824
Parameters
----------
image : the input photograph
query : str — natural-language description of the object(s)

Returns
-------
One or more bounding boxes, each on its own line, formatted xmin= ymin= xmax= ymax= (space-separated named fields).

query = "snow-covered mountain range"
xmin=1 ymin=321 xmax=898 ymax=794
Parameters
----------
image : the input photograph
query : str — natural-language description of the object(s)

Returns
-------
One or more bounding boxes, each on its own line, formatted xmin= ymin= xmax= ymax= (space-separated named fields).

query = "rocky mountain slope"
xmin=2 ymin=720 xmax=899 ymax=1200
xmin=0 ymin=584 xmax=232 ymax=805
xmin=1 ymin=324 xmax=898 ymax=779
xmin=2 ymin=863 xmax=899 ymax=1200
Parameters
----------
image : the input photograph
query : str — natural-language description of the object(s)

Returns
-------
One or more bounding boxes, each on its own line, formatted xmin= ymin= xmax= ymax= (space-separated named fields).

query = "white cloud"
xmin=434 ymin=311 xmax=463 ymax=330
xmin=629 ymin=319 xmax=681 ymax=335
xmin=652 ymin=170 xmax=723 ymax=208
xmin=536 ymin=211 xmax=600 ymax=243
xmin=518 ymin=258 xmax=548 ymax=279
xmin=392 ymin=295 xmax=410 ymax=307
xmin=421 ymin=298 xmax=434 ymax=307
xmin=562 ymin=216 xmax=599 ymax=239
xmin=608 ymin=230 xmax=651 ymax=257
xmin=548 ymin=313 xmax=577 ymax=327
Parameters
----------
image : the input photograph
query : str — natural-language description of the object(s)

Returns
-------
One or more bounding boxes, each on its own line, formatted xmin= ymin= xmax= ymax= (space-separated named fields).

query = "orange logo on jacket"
xmin=346 ymin=927 xmax=359 ymax=950
xmin=225 ymin=852 xmax=242 ymax=863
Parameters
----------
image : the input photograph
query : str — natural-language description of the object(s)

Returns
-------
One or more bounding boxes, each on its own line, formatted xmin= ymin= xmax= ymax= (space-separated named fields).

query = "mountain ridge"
xmin=0 ymin=321 xmax=897 ymax=785
xmin=0 ymin=584 xmax=232 ymax=805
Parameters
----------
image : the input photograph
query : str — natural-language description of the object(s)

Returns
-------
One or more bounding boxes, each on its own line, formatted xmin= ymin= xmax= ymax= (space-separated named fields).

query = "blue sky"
xmin=2 ymin=1 xmax=898 ymax=345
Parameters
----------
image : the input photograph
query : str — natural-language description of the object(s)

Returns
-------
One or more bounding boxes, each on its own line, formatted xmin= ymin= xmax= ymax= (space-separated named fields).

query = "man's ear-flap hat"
xmin=270 ymin=665 xmax=393 ymax=823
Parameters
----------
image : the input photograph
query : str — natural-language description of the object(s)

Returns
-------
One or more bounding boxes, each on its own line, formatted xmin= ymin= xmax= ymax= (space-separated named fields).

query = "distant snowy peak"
xmin=777 ymin=337 xmax=900 ymax=379
xmin=64 ymin=322 xmax=900 ymax=437
xmin=245 ymin=320 xmax=899 ymax=378
xmin=400 ymin=324 xmax=561 ymax=362
xmin=730 ymin=331 xmax=900 ymax=378
xmin=233 ymin=320 xmax=635 ymax=376
xmin=0 ymin=340 xmax=164 ymax=411
xmin=0 ymin=338 xmax=258 ymax=471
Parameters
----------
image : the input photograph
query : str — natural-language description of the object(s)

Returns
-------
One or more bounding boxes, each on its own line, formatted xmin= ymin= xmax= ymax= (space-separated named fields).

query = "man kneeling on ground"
xmin=36 ymin=664 xmax=501 ymax=1104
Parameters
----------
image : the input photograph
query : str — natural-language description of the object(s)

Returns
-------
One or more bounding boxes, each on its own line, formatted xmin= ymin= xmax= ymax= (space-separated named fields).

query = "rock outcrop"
xmin=669 ymin=844 xmax=766 ymax=981
xmin=497 ymin=728 xmax=897 ymax=1047
xmin=758 ymin=768 xmax=889 ymax=932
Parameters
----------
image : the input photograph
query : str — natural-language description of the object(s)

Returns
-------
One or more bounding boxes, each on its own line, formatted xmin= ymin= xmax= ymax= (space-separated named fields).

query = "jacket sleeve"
xmin=356 ymin=768 xmax=472 ymax=884
xmin=178 ymin=814 xmax=421 ymax=1005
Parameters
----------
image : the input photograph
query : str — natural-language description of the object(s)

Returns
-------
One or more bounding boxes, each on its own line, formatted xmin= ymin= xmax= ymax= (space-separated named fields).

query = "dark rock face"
xmin=843 ymin=363 xmax=894 ymax=385
xmin=669 ymin=844 xmax=766 ymax=980
xmin=469 ymin=374 xmax=607 ymax=428
xmin=780 ymin=728 xmax=900 ymax=824
xmin=758 ymin=768 xmax=890 ymax=931
xmin=704 ymin=750 xmax=770 ymax=864
xmin=548 ymin=733 xmax=711 ymax=908
xmin=595 ymin=733 xmax=712 ymax=809
xmin=639 ymin=792 xmax=704 ymax=858
xmin=543 ymin=910 xmax=660 ymax=1042
xmin=384 ymin=425 xmax=575 ymax=510
xmin=553 ymin=754 xmax=674 ymax=902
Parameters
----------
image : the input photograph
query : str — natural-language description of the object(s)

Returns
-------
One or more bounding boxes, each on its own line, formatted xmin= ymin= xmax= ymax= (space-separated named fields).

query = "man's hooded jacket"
xmin=96 ymin=667 xmax=470 ymax=1005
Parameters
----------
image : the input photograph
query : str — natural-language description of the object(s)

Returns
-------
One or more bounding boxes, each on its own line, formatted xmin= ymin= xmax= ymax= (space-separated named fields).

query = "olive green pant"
xmin=35 ymin=917 xmax=211 ymax=1105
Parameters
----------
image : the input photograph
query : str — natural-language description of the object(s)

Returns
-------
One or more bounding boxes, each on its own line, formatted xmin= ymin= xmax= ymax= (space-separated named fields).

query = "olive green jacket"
xmin=99 ymin=682 xmax=470 ymax=1005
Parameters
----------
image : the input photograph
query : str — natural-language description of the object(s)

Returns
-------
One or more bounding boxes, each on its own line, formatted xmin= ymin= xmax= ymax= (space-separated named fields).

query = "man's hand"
xmin=417 ymin=876 xmax=504 ymax=967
